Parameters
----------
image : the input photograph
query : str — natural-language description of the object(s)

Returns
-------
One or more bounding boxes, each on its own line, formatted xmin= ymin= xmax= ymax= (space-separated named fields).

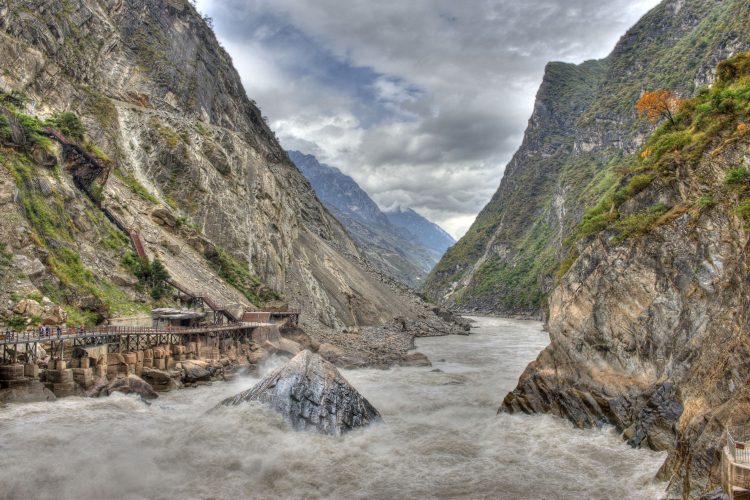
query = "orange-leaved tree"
xmin=635 ymin=89 xmax=682 ymax=126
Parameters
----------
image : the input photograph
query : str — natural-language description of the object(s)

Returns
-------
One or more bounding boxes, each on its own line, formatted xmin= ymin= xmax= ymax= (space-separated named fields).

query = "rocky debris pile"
xmin=219 ymin=350 xmax=381 ymax=436
xmin=312 ymin=316 xmax=449 ymax=369
xmin=244 ymin=325 xmax=304 ymax=372
xmin=426 ymin=307 xmax=472 ymax=335
xmin=5 ymin=297 xmax=67 ymax=326
xmin=280 ymin=325 xmax=320 ymax=352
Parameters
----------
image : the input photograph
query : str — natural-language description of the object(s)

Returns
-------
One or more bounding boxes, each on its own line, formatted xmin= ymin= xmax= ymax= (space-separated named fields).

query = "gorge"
xmin=0 ymin=318 xmax=668 ymax=499
xmin=1 ymin=0 xmax=750 ymax=498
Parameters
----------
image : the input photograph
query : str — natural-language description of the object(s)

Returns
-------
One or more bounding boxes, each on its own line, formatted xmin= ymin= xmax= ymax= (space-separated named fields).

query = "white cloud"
xmin=198 ymin=0 xmax=661 ymax=238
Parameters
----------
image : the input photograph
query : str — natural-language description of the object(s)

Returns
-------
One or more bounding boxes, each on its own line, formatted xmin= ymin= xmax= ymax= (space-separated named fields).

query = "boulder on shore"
xmin=181 ymin=360 xmax=211 ymax=383
xmin=89 ymin=375 xmax=159 ymax=400
xmin=219 ymin=350 xmax=381 ymax=436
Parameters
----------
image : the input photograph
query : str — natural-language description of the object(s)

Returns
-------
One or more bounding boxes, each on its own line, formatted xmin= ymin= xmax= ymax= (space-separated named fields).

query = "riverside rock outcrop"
xmin=219 ymin=350 xmax=381 ymax=436
xmin=90 ymin=374 xmax=159 ymax=400
xmin=502 ymin=52 xmax=750 ymax=498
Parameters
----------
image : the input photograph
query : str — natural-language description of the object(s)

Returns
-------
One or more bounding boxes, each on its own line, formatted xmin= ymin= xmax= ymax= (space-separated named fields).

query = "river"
xmin=0 ymin=316 xmax=666 ymax=499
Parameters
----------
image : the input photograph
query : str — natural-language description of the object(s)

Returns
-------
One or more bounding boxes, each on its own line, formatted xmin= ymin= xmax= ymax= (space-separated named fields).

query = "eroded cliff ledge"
xmin=502 ymin=53 xmax=750 ymax=498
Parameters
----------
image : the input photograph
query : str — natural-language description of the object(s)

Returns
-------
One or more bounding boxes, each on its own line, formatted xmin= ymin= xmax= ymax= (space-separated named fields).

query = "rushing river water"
xmin=0 ymin=317 xmax=666 ymax=499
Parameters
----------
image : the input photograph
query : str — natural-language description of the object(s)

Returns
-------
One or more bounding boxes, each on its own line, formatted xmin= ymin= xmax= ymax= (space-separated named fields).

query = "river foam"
xmin=0 ymin=317 xmax=666 ymax=499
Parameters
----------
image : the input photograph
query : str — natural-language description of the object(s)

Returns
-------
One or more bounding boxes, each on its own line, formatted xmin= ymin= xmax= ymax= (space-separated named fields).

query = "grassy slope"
xmin=425 ymin=0 xmax=750 ymax=315
xmin=567 ymin=51 xmax=750 ymax=254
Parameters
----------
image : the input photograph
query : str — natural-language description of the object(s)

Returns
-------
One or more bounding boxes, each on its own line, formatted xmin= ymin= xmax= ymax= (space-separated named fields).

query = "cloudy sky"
xmin=196 ymin=0 xmax=661 ymax=238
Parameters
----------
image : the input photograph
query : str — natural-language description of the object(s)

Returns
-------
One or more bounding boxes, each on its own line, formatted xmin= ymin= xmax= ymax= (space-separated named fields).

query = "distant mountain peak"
xmin=288 ymin=150 xmax=454 ymax=288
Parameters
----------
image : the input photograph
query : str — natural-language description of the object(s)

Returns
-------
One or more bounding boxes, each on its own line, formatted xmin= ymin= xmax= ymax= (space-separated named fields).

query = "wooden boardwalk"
xmin=723 ymin=432 xmax=750 ymax=499
xmin=1 ymin=322 xmax=267 ymax=363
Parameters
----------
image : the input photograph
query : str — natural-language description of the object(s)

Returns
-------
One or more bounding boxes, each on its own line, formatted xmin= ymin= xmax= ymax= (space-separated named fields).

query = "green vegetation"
xmin=725 ymin=165 xmax=749 ymax=185
xmin=613 ymin=174 xmax=656 ymax=204
xmin=85 ymin=142 xmax=111 ymax=164
xmin=208 ymin=247 xmax=280 ymax=306
xmin=581 ymin=0 xmax=750 ymax=123
xmin=121 ymin=252 xmax=171 ymax=299
xmin=89 ymin=182 xmax=104 ymax=203
xmin=0 ymin=90 xmax=28 ymax=109
xmin=736 ymin=198 xmax=750 ymax=224
xmin=2 ymin=148 xmax=147 ymax=325
xmin=114 ymin=169 xmax=159 ymax=203
xmin=46 ymin=112 xmax=84 ymax=140
xmin=0 ymin=113 xmax=11 ymax=142
xmin=131 ymin=257 xmax=170 ymax=299
xmin=194 ymin=122 xmax=209 ymax=136
xmin=427 ymin=46 xmax=750 ymax=315
xmin=554 ymin=50 xmax=750 ymax=280
xmin=150 ymin=119 xmax=182 ymax=150
xmin=470 ymin=222 xmax=556 ymax=311
xmin=610 ymin=203 xmax=669 ymax=244
xmin=698 ymin=195 xmax=715 ymax=208
xmin=0 ymin=242 xmax=11 ymax=271
xmin=566 ymin=51 xmax=750 ymax=251
xmin=17 ymin=113 xmax=53 ymax=150
xmin=7 ymin=315 xmax=27 ymax=331
xmin=85 ymin=93 xmax=118 ymax=132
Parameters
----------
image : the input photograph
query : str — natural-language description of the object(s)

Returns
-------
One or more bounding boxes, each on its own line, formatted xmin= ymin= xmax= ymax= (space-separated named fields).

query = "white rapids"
xmin=0 ymin=316 xmax=667 ymax=499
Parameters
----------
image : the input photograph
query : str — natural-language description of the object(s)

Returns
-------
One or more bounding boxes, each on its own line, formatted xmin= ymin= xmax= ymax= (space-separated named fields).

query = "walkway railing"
xmin=728 ymin=431 xmax=750 ymax=464
xmin=0 ymin=321 xmax=264 ymax=347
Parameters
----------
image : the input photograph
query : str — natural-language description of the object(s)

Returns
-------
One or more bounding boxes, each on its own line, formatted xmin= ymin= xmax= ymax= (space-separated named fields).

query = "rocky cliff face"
xmin=425 ymin=0 xmax=750 ymax=317
xmin=502 ymin=52 xmax=750 ymax=498
xmin=288 ymin=150 xmax=454 ymax=288
xmin=0 ymin=0 xmax=456 ymax=339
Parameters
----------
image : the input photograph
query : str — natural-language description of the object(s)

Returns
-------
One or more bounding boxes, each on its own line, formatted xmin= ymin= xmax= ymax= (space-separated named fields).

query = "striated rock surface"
xmin=220 ymin=350 xmax=381 ymax=435
xmin=502 ymin=53 xmax=750 ymax=498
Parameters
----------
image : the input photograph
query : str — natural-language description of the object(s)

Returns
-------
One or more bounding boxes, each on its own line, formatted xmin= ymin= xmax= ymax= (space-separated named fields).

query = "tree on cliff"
xmin=635 ymin=89 xmax=682 ymax=126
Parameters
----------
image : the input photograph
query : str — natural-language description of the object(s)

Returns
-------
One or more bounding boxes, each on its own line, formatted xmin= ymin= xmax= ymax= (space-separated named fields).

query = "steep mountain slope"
xmin=425 ymin=0 xmax=750 ymax=316
xmin=0 ymin=0 xmax=458 ymax=342
xmin=385 ymin=208 xmax=455 ymax=258
xmin=503 ymin=52 xmax=750 ymax=498
xmin=288 ymin=150 xmax=454 ymax=288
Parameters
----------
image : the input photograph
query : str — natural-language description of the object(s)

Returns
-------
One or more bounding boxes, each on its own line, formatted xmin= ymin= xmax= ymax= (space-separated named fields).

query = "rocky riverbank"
xmin=1 ymin=310 xmax=470 ymax=404
xmin=501 ymin=52 xmax=750 ymax=498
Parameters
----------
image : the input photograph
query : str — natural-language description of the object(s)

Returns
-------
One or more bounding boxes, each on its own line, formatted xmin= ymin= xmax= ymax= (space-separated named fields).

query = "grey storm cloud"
xmin=197 ymin=0 xmax=660 ymax=238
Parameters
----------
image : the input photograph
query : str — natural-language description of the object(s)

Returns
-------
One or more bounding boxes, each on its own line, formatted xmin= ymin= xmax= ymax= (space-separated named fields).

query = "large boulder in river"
xmin=219 ymin=350 xmax=381 ymax=436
